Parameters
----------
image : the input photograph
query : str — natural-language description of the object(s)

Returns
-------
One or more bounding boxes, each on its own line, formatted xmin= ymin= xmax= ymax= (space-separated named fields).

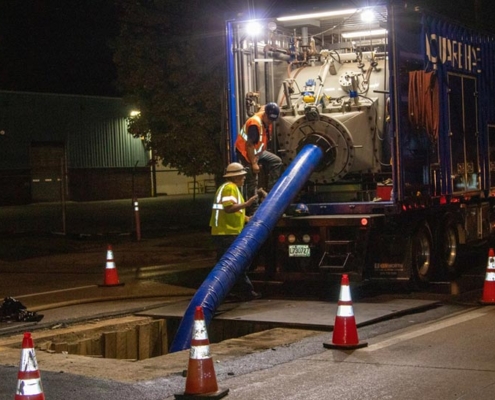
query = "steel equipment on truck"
xmin=224 ymin=1 xmax=495 ymax=287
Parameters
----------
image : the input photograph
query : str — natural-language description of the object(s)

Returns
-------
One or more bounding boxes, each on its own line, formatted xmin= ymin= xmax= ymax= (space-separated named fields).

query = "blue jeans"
xmin=236 ymin=150 xmax=283 ymax=215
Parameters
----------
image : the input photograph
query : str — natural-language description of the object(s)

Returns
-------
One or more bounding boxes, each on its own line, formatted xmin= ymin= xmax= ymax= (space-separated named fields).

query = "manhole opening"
xmin=9 ymin=316 xmax=169 ymax=361
xmin=5 ymin=315 xmax=276 ymax=360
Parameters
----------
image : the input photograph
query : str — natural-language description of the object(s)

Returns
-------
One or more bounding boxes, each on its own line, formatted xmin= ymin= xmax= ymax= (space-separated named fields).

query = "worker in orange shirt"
xmin=235 ymin=102 xmax=283 ymax=215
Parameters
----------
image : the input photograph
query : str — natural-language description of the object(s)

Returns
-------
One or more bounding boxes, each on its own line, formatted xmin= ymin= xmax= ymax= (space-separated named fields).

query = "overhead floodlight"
xmin=277 ymin=8 xmax=357 ymax=22
xmin=246 ymin=21 xmax=263 ymax=36
xmin=360 ymin=9 xmax=375 ymax=23
xmin=130 ymin=110 xmax=141 ymax=117
xmin=341 ymin=29 xmax=388 ymax=38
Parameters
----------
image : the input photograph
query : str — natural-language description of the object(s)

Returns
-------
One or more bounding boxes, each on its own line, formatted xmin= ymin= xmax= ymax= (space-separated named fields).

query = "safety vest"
xmin=235 ymin=112 xmax=270 ymax=161
xmin=209 ymin=182 xmax=246 ymax=235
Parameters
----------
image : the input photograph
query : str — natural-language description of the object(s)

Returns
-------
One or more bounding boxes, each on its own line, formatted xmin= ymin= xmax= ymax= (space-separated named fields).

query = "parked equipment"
xmin=170 ymin=1 xmax=495 ymax=353
xmin=225 ymin=1 xmax=495 ymax=287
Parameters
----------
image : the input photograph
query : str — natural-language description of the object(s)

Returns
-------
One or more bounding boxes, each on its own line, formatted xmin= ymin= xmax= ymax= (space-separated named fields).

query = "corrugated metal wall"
xmin=0 ymin=91 xmax=150 ymax=203
xmin=0 ymin=91 xmax=148 ymax=168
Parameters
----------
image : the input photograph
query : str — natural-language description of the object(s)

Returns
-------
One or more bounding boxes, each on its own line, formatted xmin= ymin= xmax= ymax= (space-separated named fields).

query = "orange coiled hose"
xmin=408 ymin=70 xmax=439 ymax=138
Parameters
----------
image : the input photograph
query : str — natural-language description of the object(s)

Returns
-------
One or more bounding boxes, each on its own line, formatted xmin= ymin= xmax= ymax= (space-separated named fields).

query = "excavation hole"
xmin=8 ymin=316 xmax=169 ymax=361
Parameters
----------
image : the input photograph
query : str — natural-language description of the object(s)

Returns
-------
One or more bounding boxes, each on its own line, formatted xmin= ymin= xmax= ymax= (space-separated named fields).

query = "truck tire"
xmin=438 ymin=218 xmax=460 ymax=278
xmin=410 ymin=222 xmax=433 ymax=288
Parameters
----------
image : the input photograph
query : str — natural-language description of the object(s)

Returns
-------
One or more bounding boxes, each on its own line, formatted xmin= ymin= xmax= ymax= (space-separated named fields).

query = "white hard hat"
xmin=223 ymin=162 xmax=247 ymax=178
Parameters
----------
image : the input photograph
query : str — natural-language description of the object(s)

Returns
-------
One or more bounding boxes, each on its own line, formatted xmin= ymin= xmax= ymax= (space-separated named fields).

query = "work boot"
xmin=242 ymin=291 xmax=262 ymax=301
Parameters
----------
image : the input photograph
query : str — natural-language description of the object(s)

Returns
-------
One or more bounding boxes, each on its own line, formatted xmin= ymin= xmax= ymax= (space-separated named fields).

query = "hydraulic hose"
xmin=169 ymin=142 xmax=325 ymax=352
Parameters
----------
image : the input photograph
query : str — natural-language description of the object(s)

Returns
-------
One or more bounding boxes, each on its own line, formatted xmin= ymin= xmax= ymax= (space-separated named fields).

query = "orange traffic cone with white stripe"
xmin=174 ymin=306 xmax=229 ymax=400
xmin=480 ymin=248 xmax=495 ymax=304
xmin=323 ymin=274 xmax=368 ymax=350
xmin=15 ymin=332 xmax=45 ymax=400
xmin=99 ymin=244 xmax=124 ymax=287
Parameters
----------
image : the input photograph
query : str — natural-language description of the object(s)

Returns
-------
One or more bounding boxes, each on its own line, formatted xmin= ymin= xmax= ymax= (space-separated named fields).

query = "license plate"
xmin=289 ymin=244 xmax=310 ymax=257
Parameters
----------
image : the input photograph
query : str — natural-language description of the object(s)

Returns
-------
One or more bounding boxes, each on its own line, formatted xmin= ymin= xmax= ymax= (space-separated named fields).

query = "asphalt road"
xmin=2 ymin=195 xmax=495 ymax=399
xmin=2 ymin=302 xmax=494 ymax=400
xmin=0 ymin=194 xmax=215 ymax=237
xmin=0 ymin=194 xmax=215 ymax=266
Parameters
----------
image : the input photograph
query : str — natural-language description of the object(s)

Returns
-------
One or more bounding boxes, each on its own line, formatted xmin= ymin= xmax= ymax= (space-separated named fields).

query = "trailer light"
xmin=278 ymin=234 xmax=286 ymax=243
xmin=360 ymin=218 xmax=369 ymax=226
xmin=288 ymin=234 xmax=296 ymax=244
xmin=312 ymin=234 xmax=321 ymax=243
xmin=302 ymin=234 xmax=311 ymax=243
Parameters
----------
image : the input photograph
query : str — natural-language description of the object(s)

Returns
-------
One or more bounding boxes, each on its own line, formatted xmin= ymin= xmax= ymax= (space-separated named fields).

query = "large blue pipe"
xmin=169 ymin=143 xmax=325 ymax=352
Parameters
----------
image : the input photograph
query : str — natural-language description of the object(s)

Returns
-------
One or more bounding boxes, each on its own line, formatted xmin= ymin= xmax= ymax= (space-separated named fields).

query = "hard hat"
xmin=294 ymin=203 xmax=310 ymax=215
xmin=265 ymin=102 xmax=280 ymax=121
xmin=223 ymin=162 xmax=247 ymax=178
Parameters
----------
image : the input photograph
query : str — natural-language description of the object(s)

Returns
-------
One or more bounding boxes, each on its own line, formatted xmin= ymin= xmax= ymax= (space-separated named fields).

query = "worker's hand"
xmin=252 ymin=162 xmax=260 ymax=174
xmin=246 ymin=194 xmax=258 ymax=206
xmin=257 ymin=188 xmax=268 ymax=199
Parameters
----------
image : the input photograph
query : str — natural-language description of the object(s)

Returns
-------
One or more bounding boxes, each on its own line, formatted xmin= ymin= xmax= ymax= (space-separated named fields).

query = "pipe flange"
xmin=297 ymin=133 xmax=335 ymax=172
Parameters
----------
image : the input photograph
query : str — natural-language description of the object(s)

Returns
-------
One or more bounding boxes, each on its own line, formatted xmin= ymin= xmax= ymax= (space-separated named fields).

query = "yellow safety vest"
xmin=209 ymin=182 xmax=246 ymax=235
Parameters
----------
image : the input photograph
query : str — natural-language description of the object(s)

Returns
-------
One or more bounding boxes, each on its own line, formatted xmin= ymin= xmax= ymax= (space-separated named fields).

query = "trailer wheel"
xmin=439 ymin=219 xmax=460 ymax=278
xmin=411 ymin=223 xmax=433 ymax=287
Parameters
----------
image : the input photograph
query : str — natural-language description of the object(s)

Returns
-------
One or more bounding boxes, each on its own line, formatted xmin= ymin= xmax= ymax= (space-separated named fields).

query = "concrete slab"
xmin=0 ymin=281 xmax=196 ymax=336
xmin=137 ymin=298 xmax=439 ymax=330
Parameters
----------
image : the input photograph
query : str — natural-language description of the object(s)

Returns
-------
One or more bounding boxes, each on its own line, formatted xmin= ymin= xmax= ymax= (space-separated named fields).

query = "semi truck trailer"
xmin=225 ymin=0 xmax=495 ymax=287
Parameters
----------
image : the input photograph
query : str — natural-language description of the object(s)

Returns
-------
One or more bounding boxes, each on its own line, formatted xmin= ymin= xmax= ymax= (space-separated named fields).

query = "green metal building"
xmin=0 ymin=91 xmax=150 ymax=205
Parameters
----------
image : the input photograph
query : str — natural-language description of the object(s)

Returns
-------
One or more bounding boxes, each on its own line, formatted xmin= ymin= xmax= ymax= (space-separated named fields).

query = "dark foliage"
xmin=112 ymin=0 xmax=230 ymax=177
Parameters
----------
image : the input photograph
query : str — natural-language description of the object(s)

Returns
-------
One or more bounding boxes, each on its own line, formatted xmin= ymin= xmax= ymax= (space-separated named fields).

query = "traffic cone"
xmin=15 ymin=332 xmax=45 ymax=400
xmin=174 ymin=306 xmax=229 ymax=400
xmin=480 ymin=248 xmax=495 ymax=304
xmin=99 ymin=244 xmax=124 ymax=287
xmin=323 ymin=274 xmax=368 ymax=350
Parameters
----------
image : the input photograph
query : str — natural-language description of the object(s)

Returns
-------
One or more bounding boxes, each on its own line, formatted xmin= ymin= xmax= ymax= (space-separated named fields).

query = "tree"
xmin=112 ymin=0 xmax=228 ymax=177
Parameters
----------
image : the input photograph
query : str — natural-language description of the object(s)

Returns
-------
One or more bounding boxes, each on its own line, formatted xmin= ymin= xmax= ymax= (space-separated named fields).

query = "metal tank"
xmin=229 ymin=8 xmax=390 ymax=198
xmin=275 ymin=53 xmax=388 ymax=184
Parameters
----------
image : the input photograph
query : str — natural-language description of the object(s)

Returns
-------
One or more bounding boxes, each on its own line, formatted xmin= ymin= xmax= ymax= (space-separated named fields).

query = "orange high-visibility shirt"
xmin=235 ymin=112 xmax=270 ymax=162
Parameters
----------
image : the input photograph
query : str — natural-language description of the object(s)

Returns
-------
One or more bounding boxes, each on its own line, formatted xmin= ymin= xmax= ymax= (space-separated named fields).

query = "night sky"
xmin=0 ymin=0 xmax=493 ymax=98
xmin=0 ymin=0 xmax=118 ymax=96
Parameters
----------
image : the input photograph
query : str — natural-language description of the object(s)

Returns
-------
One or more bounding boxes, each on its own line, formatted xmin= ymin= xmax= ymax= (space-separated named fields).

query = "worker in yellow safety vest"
xmin=209 ymin=162 xmax=261 ymax=301
xmin=235 ymin=102 xmax=283 ymax=215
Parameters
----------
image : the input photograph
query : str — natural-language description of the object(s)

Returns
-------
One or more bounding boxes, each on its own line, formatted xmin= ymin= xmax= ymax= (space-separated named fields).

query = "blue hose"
xmin=169 ymin=143 xmax=324 ymax=352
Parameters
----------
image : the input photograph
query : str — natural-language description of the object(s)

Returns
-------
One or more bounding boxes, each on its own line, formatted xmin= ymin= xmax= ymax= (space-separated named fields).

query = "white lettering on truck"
xmin=425 ymin=33 xmax=481 ymax=73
